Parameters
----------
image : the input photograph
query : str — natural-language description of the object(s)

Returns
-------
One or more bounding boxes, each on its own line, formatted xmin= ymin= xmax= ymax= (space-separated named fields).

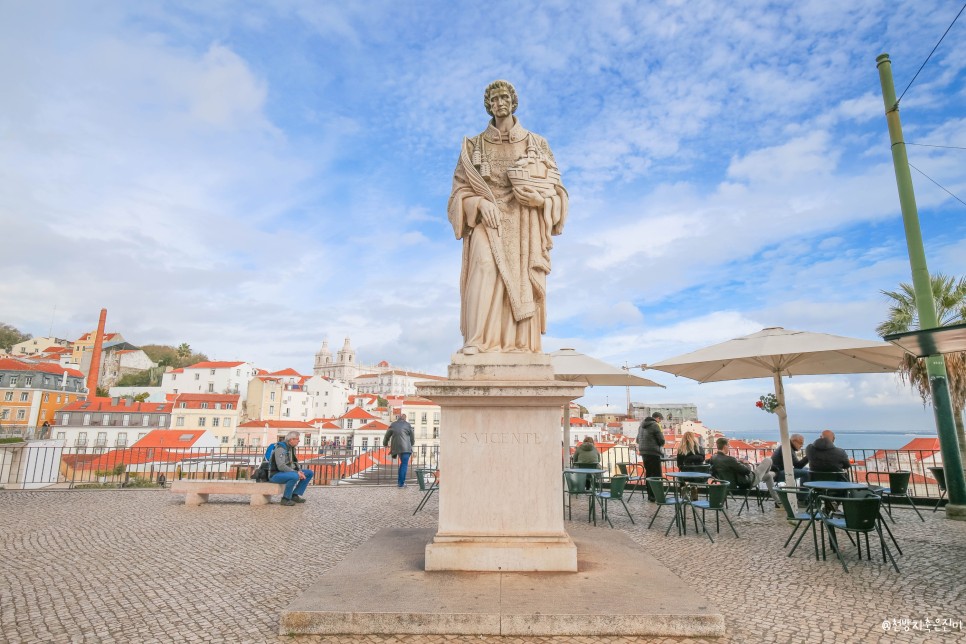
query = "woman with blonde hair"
xmin=676 ymin=431 xmax=706 ymax=469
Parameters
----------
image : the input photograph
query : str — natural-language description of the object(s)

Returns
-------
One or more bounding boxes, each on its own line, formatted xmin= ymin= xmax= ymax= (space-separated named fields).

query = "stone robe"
xmin=448 ymin=117 xmax=568 ymax=353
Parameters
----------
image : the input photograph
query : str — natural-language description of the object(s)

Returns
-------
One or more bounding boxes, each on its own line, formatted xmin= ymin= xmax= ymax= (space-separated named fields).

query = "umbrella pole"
xmin=774 ymin=372 xmax=796 ymax=487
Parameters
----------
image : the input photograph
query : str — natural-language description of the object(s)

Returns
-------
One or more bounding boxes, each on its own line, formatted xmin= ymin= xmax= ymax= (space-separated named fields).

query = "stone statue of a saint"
xmin=448 ymin=80 xmax=568 ymax=355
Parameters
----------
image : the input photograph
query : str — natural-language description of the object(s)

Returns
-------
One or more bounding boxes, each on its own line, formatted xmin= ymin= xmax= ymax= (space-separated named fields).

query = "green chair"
xmin=819 ymin=494 xmax=899 ymax=573
xmin=928 ymin=466 xmax=947 ymax=512
xmin=645 ymin=477 xmax=684 ymax=536
xmin=563 ymin=470 xmax=595 ymax=523
xmin=595 ymin=475 xmax=634 ymax=528
xmin=778 ymin=487 xmax=822 ymax=560
xmin=710 ymin=465 xmax=762 ymax=516
xmin=616 ymin=462 xmax=646 ymax=501
xmin=867 ymin=470 xmax=924 ymax=523
xmin=413 ymin=468 xmax=438 ymax=515
xmin=688 ymin=479 xmax=738 ymax=542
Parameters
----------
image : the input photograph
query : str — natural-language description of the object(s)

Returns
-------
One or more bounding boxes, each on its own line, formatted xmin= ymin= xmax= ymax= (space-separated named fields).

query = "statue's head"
xmin=484 ymin=80 xmax=518 ymax=117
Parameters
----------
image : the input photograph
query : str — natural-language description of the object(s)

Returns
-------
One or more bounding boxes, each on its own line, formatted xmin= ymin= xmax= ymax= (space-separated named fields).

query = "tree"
xmin=0 ymin=323 xmax=32 ymax=352
xmin=133 ymin=392 xmax=150 ymax=403
xmin=177 ymin=343 xmax=192 ymax=360
xmin=876 ymin=273 xmax=966 ymax=466
xmin=141 ymin=344 xmax=208 ymax=369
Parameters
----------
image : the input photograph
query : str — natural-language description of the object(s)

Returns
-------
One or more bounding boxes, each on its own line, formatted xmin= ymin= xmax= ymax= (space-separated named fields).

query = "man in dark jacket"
xmin=710 ymin=437 xmax=779 ymax=505
xmin=636 ymin=412 xmax=665 ymax=501
xmin=805 ymin=430 xmax=851 ymax=477
xmin=269 ymin=431 xmax=314 ymax=506
xmin=383 ymin=414 xmax=416 ymax=488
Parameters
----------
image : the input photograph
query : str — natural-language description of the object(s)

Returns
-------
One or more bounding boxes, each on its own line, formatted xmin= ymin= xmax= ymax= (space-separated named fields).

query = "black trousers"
xmin=641 ymin=454 xmax=663 ymax=499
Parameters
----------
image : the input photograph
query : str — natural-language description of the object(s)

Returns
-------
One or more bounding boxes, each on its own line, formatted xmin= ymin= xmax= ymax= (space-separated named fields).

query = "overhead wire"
xmin=908 ymin=162 xmax=966 ymax=210
xmin=894 ymin=2 xmax=966 ymax=109
xmin=906 ymin=143 xmax=966 ymax=151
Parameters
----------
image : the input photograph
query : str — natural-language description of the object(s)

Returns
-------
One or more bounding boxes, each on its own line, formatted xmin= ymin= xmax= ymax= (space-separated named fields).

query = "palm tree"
xmin=876 ymin=273 xmax=966 ymax=465
xmin=177 ymin=343 xmax=192 ymax=360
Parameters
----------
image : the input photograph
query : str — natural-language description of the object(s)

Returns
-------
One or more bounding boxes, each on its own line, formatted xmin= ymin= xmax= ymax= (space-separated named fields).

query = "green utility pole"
xmin=877 ymin=53 xmax=965 ymax=519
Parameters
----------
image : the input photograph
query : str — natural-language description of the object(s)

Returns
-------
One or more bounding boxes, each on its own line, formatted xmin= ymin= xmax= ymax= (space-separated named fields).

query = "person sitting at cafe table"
xmin=574 ymin=435 xmax=601 ymax=467
xmin=771 ymin=433 xmax=810 ymax=485
xmin=676 ymin=431 xmax=707 ymax=469
xmin=710 ymin=437 xmax=781 ymax=507
xmin=804 ymin=430 xmax=851 ymax=477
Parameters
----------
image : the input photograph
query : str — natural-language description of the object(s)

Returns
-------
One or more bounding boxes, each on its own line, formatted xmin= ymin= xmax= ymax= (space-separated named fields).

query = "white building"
xmin=161 ymin=361 xmax=258 ymax=402
xmin=54 ymin=397 xmax=173 ymax=451
xmin=10 ymin=337 xmax=71 ymax=357
xmin=169 ymin=393 xmax=242 ymax=447
xmin=247 ymin=370 xmax=312 ymax=422
xmin=304 ymin=375 xmax=354 ymax=420
xmin=354 ymin=369 xmax=446 ymax=397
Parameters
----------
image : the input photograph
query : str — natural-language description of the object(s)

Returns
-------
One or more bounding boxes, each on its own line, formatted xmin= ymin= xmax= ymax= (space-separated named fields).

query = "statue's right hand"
xmin=478 ymin=200 xmax=500 ymax=229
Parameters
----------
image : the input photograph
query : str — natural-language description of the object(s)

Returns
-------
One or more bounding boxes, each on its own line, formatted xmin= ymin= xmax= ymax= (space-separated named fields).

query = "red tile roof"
xmin=171 ymin=393 xmax=240 ymax=409
xmin=185 ymin=361 xmax=247 ymax=369
xmin=359 ymin=420 xmax=389 ymax=430
xmin=342 ymin=406 xmax=378 ymax=420
xmin=270 ymin=368 xmax=302 ymax=376
xmin=0 ymin=358 xmax=84 ymax=378
xmin=132 ymin=430 xmax=206 ymax=448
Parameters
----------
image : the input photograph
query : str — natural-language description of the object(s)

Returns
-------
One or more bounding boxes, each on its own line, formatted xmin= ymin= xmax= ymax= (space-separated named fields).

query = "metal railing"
xmin=0 ymin=442 xmax=440 ymax=490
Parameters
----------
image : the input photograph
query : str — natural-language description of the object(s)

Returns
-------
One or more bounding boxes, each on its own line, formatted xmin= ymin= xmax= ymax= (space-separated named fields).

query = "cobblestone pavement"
xmin=1 ymin=486 xmax=964 ymax=643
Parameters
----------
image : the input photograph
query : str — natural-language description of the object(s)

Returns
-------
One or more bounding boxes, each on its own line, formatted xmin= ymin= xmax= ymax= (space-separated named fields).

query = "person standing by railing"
xmin=636 ymin=412 xmax=665 ymax=502
xmin=383 ymin=414 xmax=416 ymax=488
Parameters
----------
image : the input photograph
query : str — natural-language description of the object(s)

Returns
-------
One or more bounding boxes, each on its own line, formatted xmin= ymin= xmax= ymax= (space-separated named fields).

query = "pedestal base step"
xmin=280 ymin=525 xmax=725 ymax=637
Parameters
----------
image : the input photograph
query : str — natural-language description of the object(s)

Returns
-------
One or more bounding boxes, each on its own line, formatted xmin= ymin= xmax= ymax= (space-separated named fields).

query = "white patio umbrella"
xmin=646 ymin=327 xmax=905 ymax=485
xmin=550 ymin=348 xmax=665 ymax=457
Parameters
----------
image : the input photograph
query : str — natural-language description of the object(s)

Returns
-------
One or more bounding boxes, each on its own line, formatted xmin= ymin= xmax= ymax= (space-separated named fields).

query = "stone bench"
xmin=170 ymin=480 xmax=286 ymax=506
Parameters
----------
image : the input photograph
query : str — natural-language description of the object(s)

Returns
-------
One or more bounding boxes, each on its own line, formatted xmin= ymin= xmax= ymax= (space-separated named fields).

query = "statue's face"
xmin=488 ymin=87 xmax=513 ymax=118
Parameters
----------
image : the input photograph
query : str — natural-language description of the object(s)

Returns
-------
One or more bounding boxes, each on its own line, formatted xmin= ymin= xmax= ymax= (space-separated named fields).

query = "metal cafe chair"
xmin=595 ymin=475 xmax=635 ymax=528
xmin=819 ymin=494 xmax=900 ymax=574
xmin=928 ymin=466 xmax=947 ymax=512
xmin=563 ymin=470 xmax=595 ymax=523
xmin=777 ymin=487 xmax=820 ymax=557
xmin=688 ymin=479 xmax=738 ymax=543
xmin=616 ymin=462 xmax=646 ymax=502
xmin=413 ymin=468 xmax=438 ymax=515
xmin=865 ymin=470 xmax=924 ymax=523
xmin=645 ymin=477 xmax=685 ymax=536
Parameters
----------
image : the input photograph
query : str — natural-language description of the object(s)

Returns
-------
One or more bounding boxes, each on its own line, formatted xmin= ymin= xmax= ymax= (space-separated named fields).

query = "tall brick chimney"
xmin=86 ymin=308 xmax=107 ymax=394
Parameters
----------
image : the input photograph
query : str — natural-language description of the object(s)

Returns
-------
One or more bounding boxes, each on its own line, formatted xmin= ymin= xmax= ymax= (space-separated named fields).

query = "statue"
xmin=448 ymin=80 xmax=568 ymax=355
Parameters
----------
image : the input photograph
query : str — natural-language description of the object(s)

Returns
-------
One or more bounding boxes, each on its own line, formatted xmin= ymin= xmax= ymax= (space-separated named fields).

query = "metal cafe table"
xmin=563 ymin=468 xmax=608 ymax=526
xmin=666 ymin=471 xmax=713 ymax=536
xmin=790 ymin=480 xmax=869 ymax=560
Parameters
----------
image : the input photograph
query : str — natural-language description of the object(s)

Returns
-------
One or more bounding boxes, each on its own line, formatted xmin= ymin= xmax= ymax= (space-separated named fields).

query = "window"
xmin=122 ymin=414 xmax=130 ymax=426
xmin=62 ymin=413 xmax=70 ymax=425
xmin=198 ymin=417 xmax=206 ymax=427
xmin=346 ymin=419 xmax=353 ymax=429
xmin=421 ymin=413 xmax=428 ymax=424
xmin=236 ymin=438 xmax=244 ymax=447
xmin=194 ymin=373 xmax=200 ymax=380
xmin=77 ymin=432 xmax=87 ymax=445
xmin=225 ymin=403 xmax=233 ymax=410
xmin=16 ymin=409 xmax=26 ymax=420
xmin=95 ymin=431 xmax=106 ymax=445
xmin=43 ymin=393 xmax=49 ymax=402
xmin=176 ymin=416 xmax=184 ymax=427
xmin=56 ymin=395 xmax=61 ymax=404
xmin=3 ymin=392 xmax=11 ymax=402
xmin=180 ymin=402 xmax=187 ymax=409
xmin=236 ymin=369 xmax=240 ymax=376
xmin=233 ymin=384 xmax=239 ymax=393
xmin=56 ymin=432 xmax=65 ymax=440
xmin=172 ymin=374 xmax=177 ymax=381
xmin=211 ymin=417 xmax=219 ymax=427
xmin=214 ymin=403 xmax=221 ymax=410
xmin=142 ymin=415 xmax=150 ymax=426
xmin=24 ymin=376 xmax=33 ymax=386
xmin=20 ymin=392 xmax=29 ymax=402
xmin=223 ymin=417 xmax=231 ymax=427
xmin=221 ymin=436 xmax=229 ymax=444
xmin=210 ymin=369 xmax=215 ymax=375
xmin=361 ymin=438 xmax=369 ymax=448
xmin=200 ymin=402 xmax=209 ymax=409
xmin=102 ymin=414 xmax=111 ymax=424
xmin=269 ymin=405 xmax=274 ymax=415
xmin=0 ymin=410 xmax=8 ymax=420
xmin=83 ymin=413 xmax=91 ymax=426
xmin=207 ymin=383 xmax=214 ymax=393
xmin=8 ymin=377 xmax=16 ymax=386
xmin=270 ymin=391 xmax=276 ymax=401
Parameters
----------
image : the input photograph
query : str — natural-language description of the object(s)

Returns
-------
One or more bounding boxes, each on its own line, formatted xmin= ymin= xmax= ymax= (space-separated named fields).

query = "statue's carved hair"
xmin=484 ymin=80 xmax=518 ymax=117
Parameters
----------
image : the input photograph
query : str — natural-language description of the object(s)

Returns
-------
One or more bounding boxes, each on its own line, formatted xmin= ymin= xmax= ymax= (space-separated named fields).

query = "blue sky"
xmin=2 ymin=1 xmax=964 ymax=434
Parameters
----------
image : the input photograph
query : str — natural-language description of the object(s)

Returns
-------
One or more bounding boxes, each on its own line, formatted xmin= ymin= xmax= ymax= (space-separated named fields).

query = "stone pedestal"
xmin=416 ymin=353 xmax=585 ymax=572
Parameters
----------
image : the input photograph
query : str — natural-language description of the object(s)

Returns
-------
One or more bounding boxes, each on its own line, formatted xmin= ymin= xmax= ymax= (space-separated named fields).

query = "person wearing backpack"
xmin=269 ymin=431 xmax=314 ymax=506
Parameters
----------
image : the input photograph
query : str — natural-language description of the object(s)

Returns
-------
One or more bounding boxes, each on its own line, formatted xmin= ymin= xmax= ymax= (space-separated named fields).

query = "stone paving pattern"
xmin=1 ymin=486 xmax=964 ymax=643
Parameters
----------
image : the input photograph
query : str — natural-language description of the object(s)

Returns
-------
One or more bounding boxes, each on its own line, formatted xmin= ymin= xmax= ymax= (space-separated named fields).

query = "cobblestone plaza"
xmin=1 ymin=486 xmax=963 ymax=643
